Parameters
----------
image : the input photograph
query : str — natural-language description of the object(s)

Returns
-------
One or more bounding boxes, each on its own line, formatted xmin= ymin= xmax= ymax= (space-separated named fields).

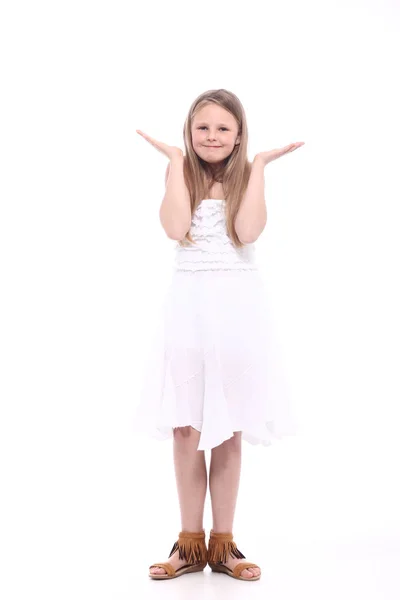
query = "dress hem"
xmin=132 ymin=421 xmax=297 ymax=451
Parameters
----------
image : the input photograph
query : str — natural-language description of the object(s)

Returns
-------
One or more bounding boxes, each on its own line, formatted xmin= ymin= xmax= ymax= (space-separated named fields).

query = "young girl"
xmin=134 ymin=89 xmax=304 ymax=581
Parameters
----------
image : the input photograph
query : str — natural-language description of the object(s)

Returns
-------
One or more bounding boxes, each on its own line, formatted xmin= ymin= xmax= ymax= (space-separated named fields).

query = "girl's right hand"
xmin=136 ymin=130 xmax=184 ymax=160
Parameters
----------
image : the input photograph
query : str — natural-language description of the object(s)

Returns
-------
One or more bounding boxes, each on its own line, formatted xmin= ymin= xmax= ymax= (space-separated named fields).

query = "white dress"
xmin=133 ymin=199 xmax=297 ymax=451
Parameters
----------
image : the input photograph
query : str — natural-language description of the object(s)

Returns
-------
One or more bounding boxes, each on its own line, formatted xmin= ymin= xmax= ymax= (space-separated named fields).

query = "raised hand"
xmin=255 ymin=142 xmax=305 ymax=167
xmin=136 ymin=130 xmax=184 ymax=161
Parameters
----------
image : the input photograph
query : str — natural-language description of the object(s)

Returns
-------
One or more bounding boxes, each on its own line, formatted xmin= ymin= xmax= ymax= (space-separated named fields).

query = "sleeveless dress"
xmin=133 ymin=199 xmax=297 ymax=451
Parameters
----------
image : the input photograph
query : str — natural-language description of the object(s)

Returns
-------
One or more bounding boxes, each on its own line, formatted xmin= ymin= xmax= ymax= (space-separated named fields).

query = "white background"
xmin=1 ymin=0 xmax=399 ymax=598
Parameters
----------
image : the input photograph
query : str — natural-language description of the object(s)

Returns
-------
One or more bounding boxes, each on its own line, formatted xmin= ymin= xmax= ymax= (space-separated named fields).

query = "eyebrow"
xmin=195 ymin=122 xmax=230 ymax=127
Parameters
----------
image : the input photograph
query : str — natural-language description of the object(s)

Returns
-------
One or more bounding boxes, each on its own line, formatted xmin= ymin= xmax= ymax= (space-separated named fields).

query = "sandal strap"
xmin=209 ymin=530 xmax=234 ymax=542
xmin=178 ymin=530 xmax=206 ymax=540
xmin=232 ymin=562 xmax=260 ymax=578
xmin=208 ymin=530 xmax=246 ymax=562
xmin=149 ymin=562 xmax=175 ymax=576
xmin=168 ymin=529 xmax=207 ymax=563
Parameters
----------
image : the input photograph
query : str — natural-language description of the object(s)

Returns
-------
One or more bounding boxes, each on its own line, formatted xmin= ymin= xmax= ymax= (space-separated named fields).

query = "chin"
xmin=197 ymin=150 xmax=231 ymax=163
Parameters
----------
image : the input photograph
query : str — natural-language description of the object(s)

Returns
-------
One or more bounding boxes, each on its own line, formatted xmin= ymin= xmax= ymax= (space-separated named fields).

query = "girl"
xmin=134 ymin=89 xmax=304 ymax=581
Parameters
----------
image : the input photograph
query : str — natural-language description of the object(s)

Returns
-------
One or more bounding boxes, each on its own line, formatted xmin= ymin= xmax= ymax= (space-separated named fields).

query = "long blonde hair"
xmin=179 ymin=89 xmax=252 ymax=249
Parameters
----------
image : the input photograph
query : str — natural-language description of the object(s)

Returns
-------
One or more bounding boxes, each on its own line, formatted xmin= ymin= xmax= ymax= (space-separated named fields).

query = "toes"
xmin=150 ymin=567 xmax=166 ymax=575
xmin=242 ymin=568 xmax=254 ymax=578
xmin=242 ymin=567 xmax=260 ymax=578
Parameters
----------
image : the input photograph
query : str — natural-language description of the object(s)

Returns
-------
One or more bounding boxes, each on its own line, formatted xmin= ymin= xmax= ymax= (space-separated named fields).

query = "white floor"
xmin=136 ymin=538 xmax=400 ymax=599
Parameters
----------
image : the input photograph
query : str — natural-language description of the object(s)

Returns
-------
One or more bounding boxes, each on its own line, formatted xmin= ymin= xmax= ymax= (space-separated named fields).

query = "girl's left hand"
xmin=255 ymin=142 xmax=305 ymax=166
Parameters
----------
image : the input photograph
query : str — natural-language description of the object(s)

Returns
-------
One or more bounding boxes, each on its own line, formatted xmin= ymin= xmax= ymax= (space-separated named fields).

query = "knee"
xmin=225 ymin=431 xmax=242 ymax=452
xmin=173 ymin=426 xmax=199 ymax=446
xmin=213 ymin=431 xmax=242 ymax=454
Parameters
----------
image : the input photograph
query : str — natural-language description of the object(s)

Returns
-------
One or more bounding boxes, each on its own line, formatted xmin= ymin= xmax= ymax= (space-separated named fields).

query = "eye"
xmin=198 ymin=126 xmax=228 ymax=131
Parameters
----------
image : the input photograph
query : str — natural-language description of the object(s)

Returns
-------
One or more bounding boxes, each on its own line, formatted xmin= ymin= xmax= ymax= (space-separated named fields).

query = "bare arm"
xmin=235 ymin=156 xmax=267 ymax=244
xmin=235 ymin=141 xmax=305 ymax=243
xmin=159 ymin=156 xmax=192 ymax=240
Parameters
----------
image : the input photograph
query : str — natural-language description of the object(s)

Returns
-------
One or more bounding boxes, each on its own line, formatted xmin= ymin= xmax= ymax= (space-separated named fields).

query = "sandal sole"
xmin=149 ymin=563 xmax=206 ymax=580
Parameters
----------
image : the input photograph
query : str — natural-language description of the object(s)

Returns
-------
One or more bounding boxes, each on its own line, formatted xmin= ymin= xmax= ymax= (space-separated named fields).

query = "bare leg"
xmin=149 ymin=426 xmax=207 ymax=575
xmin=209 ymin=432 xmax=261 ymax=579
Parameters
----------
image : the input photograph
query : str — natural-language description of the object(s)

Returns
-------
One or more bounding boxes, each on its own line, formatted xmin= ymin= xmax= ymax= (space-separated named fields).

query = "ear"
xmin=235 ymin=135 xmax=241 ymax=145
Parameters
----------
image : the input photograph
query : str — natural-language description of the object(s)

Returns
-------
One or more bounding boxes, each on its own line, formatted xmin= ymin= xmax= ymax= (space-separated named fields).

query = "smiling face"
xmin=190 ymin=103 xmax=240 ymax=165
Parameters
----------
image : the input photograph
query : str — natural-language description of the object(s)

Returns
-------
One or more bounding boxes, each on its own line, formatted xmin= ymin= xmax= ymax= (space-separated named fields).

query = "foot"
xmin=219 ymin=555 xmax=261 ymax=579
xmin=149 ymin=548 xmax=191 ymax=576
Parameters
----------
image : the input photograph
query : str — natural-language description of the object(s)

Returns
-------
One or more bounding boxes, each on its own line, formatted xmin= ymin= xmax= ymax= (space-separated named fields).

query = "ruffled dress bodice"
xmin=173 ymin=199 xmax=258 ymax=272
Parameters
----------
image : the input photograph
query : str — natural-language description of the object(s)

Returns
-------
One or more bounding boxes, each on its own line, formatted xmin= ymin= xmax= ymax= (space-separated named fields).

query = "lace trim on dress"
xmin=174 ymin=200 xmax=257 ymax=272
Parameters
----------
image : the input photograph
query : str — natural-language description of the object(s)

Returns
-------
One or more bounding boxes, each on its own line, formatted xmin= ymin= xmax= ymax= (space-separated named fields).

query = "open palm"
xmin=256 ymin=142 xmax=305 ymax=166
xmin=136 ymin=129 xmax=183 ymax=161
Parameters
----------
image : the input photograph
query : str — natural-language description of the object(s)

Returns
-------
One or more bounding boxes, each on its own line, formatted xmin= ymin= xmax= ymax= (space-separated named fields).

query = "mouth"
xmin=205 ymin=146 xmax=222 ymax=149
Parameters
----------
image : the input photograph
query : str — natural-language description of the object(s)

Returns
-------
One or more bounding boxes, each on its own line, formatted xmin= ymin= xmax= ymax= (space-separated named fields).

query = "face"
xmin=191 ymin=103 xmax=240 ymax=165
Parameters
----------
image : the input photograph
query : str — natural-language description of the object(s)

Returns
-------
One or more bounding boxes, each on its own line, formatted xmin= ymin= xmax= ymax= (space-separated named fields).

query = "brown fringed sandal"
xmin=207 ymin=529 xmax=261 ymax=581
xmin=149 ymin=530 xmax=208 ymax=580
